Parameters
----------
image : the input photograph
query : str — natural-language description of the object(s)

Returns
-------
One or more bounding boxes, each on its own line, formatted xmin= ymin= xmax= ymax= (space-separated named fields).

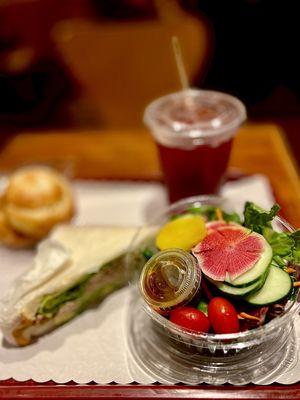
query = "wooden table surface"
xmin=0 ymin=123 xmax=299 ymax=226
xmin=0 ymin=123 xmax=300 ymax=399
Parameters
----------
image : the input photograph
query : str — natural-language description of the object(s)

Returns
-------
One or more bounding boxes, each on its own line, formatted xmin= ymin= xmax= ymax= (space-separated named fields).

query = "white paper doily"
xmin=0 ymin=177 xmax=299 ymax=384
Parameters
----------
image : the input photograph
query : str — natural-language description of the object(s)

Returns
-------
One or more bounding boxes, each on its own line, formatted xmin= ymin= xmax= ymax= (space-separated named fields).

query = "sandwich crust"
xmin=12 ymin=314 xmax=33 ymax=346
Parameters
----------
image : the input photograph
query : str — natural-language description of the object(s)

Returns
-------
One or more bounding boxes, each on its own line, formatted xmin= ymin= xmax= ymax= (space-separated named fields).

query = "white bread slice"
xmin=0 ymin=225 xmax=138 ymax=346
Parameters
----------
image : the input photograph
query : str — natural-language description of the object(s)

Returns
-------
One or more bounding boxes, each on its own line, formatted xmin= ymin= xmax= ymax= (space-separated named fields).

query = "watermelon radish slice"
xmin=192 ymin=225 xmax=269 ymax=281
xmin=206 ymin=221 xmax=239 ymax=232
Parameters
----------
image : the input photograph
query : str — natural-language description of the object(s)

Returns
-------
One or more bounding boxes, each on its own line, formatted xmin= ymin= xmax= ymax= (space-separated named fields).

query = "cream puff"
xmin=0 ymin=196 xmax=36 ymax=248
xmin=2 ymin=167 xmax=74 ymax=241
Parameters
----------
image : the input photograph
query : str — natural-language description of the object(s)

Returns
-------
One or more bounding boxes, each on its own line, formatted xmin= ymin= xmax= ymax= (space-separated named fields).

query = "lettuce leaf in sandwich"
xmin=0 ymin=225 xmax=140 ymax=346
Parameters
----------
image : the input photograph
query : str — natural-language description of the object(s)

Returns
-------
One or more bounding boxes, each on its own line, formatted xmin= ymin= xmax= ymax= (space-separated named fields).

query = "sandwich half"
xmin=0 ymin=225 xmax=138 ymax=346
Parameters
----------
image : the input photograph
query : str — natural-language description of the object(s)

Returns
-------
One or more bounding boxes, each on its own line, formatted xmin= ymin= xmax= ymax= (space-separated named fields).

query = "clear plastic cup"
xmin=126 ymin=195 xmax=300 ymax=385
xmin=144 ymin=89 xmax=246 ymax=203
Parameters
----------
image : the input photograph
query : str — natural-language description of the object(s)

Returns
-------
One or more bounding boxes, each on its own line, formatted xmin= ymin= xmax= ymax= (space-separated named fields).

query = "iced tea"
xmin=144 ymin=89 xmax=246 ymax=202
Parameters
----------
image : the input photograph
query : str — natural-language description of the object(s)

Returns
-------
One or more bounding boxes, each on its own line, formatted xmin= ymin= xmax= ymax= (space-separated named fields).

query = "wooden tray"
xmin=0 ymin=123 xmax=299 ymax=398
xmin=0 ymin=124 xmax=299 ymax=226
xmin=1 ymin=380 xmax=300 ymax=399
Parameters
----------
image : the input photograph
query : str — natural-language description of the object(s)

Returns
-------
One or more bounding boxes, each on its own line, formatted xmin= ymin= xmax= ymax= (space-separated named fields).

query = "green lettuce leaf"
xmin=141 ymin=248 xmax=155 ymax=261
xmin=186 ymin=205 xmax=217 ymax=220
xmin=289 ymin=230 xmax=300 ymax=264
xmin=37 ymin=273 xmax=93 ymax=318
xmin=36 ymin=255 xmax=128 ymax=319
xmin=223 ymin=211 xmax=242 ymax=224
xmin=76 ymin=282 xmax=123 ymax=316
xmin=186 ymin=206 xmax=242 ymax=224
xmin=262 ymin=227 xmax=294 ymax=257
xmin=243 ymin=202 xmax=280 ymax=233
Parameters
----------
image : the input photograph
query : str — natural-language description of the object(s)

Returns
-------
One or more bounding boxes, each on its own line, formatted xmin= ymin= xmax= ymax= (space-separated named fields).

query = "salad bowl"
xmin=126 ymin=195 xmax=300 ymax=385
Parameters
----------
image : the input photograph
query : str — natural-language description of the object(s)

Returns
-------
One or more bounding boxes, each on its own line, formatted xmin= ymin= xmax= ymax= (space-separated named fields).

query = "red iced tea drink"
xmin=144 ymin=90 xmax=246 ymax=202
xmin=157 ymin=139 xmax=232 ymax=203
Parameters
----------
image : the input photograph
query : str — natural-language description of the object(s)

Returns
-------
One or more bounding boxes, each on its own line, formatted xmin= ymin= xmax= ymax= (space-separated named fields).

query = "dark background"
xmin=1 ymin=0 xmax=299 ymax=163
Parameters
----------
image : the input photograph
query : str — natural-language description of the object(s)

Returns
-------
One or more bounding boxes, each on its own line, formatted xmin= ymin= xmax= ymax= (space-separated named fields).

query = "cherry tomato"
xmin=208 ymin=297 xmax=239 ymax=334
xmin=170 ymin=307 xmax=210 ymax=333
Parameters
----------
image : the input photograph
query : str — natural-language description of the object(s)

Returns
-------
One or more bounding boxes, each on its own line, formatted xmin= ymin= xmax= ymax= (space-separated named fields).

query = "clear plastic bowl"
xmin=126 ymin=195 xmax=300 ymax=385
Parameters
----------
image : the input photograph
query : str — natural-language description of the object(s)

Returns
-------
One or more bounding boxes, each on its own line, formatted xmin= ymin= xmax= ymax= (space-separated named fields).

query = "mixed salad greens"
xmin=140 ymin=202 xmax=300 ymax=334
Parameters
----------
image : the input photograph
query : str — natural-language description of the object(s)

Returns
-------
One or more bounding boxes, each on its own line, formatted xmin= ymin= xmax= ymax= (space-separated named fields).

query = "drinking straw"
xmin=172 ymin=36 xmax=189 ymax=90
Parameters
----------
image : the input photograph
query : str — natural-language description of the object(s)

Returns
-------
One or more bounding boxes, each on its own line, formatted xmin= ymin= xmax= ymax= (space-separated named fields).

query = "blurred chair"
xmin=52 ymin=0 xmax=211 ymax=128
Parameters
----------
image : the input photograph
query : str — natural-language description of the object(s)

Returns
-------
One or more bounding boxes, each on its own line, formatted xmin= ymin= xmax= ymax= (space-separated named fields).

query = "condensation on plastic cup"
xmin=144 ymin=89 xmax=247 ymax=150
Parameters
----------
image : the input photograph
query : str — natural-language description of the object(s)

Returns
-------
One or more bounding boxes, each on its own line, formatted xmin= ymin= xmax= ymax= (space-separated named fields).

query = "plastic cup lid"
xmin=144 ymin=89 xmax=246 ymax=148
xmin=139 ymin=249 xmax=201 ymax=310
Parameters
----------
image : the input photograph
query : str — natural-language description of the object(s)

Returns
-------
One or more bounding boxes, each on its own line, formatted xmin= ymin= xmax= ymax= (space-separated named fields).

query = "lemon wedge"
xmin=156 ymin=214 xmax=206 ymax=251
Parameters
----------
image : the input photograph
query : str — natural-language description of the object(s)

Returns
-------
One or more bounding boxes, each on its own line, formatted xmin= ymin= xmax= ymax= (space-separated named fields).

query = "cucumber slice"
xmin=225 ymin=239 xmax=272 ymax=287
xmin=210 ymin=270 xmax=267 ymax=296
xmin=245 ymin=265 xmax=292 ymax=305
